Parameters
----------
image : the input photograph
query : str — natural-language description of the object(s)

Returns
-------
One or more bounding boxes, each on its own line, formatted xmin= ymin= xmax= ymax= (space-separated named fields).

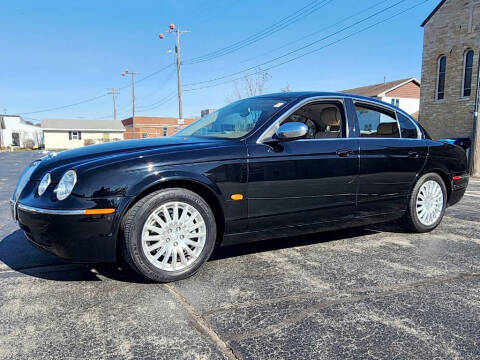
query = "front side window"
xmin=436 ymin=55 xmax=447 ymax=100
xmin=355 ymin=104 xmax=399 ymax=138
xmin=462 ymin=50 xmax=474 ymax=97
xmin=175 ymin=97 xmax=289 ymax=139
xmin=278 ymin=101 xmax=344 ymax=139
xmin=397 ymin=112 xmax=418 ymax=139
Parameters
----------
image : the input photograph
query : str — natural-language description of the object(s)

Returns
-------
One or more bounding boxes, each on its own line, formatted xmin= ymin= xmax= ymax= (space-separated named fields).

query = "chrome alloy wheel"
xmin=141 ymin=201 xmax=206 ymax=272
xmin=416 ymin=180 xmax=444 ymax=226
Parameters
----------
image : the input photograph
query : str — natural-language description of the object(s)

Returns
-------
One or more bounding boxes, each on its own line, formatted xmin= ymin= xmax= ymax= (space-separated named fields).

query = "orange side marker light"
xmin=84 ymin=208 xmax=116 ymax=215
xmin=231 ymin=194 xmax=244 ymax=201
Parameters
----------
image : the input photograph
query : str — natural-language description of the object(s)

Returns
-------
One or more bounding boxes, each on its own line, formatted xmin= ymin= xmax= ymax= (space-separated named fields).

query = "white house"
xmin=41 ymin=119 xmax=125 ymax=150
xmin=341 ymin=78 xmax=421 ymax=119
xmin=0 ymin=115 xmax=43 ymax=148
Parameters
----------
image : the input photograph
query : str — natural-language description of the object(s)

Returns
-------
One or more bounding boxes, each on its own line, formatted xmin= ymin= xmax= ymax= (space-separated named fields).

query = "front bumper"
xmin=15 ymin=203 xmax=118 ymax=262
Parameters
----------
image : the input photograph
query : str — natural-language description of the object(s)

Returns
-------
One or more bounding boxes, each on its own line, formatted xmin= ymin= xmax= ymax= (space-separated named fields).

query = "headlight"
xmin=54 ymin=170 xmax=77 ymax=200
xmin=37 ymin=173 xmax=51 ymax=196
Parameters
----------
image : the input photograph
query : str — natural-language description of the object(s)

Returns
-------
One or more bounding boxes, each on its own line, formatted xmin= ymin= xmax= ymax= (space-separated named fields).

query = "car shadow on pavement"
xmin=0 ymin=222 xmax=407 ymax=283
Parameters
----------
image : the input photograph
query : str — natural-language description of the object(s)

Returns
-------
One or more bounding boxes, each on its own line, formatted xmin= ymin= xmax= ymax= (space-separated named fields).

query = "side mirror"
xmin=275 ymin=122 xmax=308 ymax=141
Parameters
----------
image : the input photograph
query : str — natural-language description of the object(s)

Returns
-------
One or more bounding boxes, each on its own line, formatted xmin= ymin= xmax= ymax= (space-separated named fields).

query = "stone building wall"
xmin=419 ymin=0 xmax=480 ymax=140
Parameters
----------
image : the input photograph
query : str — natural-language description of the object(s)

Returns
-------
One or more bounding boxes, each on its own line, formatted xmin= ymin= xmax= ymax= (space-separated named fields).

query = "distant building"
xmin=0 ymin=115 xmax=43 ymax=149
xmin=121 ymin=116 xmax=196 ymax=139
xmin=201 ymin=109 xmax=216 ymax=117
xmin=41 ymin=119 xmax=125 ymax=150
xmin=341 ymin=78 xmax=421 ymax=115
xmin=419 ymin=0 xmax=479 ymax=145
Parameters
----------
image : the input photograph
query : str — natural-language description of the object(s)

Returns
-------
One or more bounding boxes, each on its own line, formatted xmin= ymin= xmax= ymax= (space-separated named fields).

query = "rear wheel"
xmin=400 ymin=173 xmax=447 ymax=233
xmin=120 ymin=188 xmax=217 ymax=282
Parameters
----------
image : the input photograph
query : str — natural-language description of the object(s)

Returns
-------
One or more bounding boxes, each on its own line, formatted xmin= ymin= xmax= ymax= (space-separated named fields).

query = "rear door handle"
xmin=336 ymin=148 xmax=353 ymax=157
xmin=408 ymin=151 xmax=419 ymax=158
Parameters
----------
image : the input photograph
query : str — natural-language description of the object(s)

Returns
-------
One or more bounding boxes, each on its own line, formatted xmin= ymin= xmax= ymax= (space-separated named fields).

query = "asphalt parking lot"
xmin=0 ymin=151 xmax=479 ymax=360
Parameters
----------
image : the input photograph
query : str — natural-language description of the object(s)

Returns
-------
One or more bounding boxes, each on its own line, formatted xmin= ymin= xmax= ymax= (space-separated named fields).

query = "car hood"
xmin=30 ymin=136 xmax=231 ymax=180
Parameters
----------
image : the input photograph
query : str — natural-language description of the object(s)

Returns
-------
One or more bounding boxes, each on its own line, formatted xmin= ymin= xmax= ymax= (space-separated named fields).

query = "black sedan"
xmin=11 ymin=92 xmax=469 ymax=282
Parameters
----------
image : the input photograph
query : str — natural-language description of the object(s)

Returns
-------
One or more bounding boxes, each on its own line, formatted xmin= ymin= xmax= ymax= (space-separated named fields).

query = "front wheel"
xmin=400 ymin=173 xmax=447 ymax=233
xmin=120 ymin=188 xmax=217 ymax=282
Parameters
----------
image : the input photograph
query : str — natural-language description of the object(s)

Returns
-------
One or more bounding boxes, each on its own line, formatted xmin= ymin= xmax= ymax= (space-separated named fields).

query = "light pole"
xmin=159 ymin=24 xmax=190 ymax=123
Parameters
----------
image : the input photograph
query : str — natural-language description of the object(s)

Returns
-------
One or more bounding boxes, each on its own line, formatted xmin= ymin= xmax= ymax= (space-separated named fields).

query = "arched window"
xmin=462 ymin=50 xmax=474 ymax=97
xmin=436 ymin=55 xmax=447 ymax=100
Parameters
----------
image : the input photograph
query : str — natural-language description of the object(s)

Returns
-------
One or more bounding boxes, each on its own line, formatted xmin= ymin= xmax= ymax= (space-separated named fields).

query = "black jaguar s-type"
xmin=11 ymin=92 xmax=469 ymax=282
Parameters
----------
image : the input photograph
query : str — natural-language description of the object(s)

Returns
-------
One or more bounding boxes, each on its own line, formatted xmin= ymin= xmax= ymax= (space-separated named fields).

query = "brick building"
xmin=419 ymin=0 xmax=480 ymax=169
xmin=121 ymin=116 xmax=196 ymax=139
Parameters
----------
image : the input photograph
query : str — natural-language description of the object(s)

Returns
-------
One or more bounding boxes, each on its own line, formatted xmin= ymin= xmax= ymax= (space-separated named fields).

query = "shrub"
xmin=84 ymin=138 xmax=95 ymax=146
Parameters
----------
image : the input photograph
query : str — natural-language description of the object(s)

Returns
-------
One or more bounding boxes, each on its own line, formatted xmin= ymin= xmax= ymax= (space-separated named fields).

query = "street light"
xmin=159 ymin=23 xmax=190 ymax=123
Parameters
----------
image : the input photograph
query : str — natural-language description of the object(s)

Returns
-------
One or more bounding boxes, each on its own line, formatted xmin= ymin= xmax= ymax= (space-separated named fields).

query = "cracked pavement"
xmin=0 ymin=151 xmax=479 ymax=359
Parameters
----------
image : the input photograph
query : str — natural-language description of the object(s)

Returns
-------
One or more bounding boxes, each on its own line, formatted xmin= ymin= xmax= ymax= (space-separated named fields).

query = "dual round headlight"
xmin=38 ymin=170 xmax=77 ymax=200
xmin=55 ymin=170 xmax=77 ymax=200
xmin=37 ymin=173 xmax=51 ymax=196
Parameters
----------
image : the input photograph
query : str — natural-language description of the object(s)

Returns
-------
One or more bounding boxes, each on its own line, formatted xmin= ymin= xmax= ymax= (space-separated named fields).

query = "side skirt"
xmin=221 ymin=211 xmax=405 ymax=246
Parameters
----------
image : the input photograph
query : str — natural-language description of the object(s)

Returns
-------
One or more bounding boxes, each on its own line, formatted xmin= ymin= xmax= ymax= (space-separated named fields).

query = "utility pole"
xmin=160 ymin=24 xmax=190 ymax=123
xmin=122 ymin=69 xmax=138 ymax=137
xmin=107 ymin=88 xmax=120 ymax=121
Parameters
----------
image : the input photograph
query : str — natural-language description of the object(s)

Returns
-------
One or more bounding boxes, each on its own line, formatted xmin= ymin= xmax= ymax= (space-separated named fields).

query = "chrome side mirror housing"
xmin=275 ymin=122 xmax=308 ymax=141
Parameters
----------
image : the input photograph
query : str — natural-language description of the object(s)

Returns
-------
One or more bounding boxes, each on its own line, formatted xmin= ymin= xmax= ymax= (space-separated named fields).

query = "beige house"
xmin=419 ymin=0 xmax=479 ymax=171
xmin=41 ymin=119 xmax=125 ymax=150
xmin=341 ymin=78 xmax=421 ymax=118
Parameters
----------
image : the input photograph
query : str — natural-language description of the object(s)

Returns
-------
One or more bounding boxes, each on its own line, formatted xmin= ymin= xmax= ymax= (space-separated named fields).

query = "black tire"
xmin=120 ymin=188 xmax=217 ymax=282
xmin=400 ymin=173 xmax=447 ymax=233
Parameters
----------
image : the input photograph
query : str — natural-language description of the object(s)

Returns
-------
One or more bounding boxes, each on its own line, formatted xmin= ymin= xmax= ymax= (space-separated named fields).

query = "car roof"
xmin=255 ymin=91 xmax=391 ymax=106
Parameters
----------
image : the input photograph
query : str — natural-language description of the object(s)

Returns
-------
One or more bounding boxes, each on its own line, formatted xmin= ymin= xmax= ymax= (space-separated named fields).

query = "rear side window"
xmin=355 ymin=104 xmax=399 ymax=138
xmin=397 ymin=112 xmax=418 ymax=138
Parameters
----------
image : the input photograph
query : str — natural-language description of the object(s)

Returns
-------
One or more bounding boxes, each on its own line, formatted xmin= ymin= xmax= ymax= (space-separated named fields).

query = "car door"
xmin=352 ymin=101 xmax=428 ymax=216
xmin=246 ymin=98 xmax=359 ymax=232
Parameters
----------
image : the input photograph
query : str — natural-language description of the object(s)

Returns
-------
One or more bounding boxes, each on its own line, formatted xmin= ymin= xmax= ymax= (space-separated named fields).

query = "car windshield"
xmin=174 ymin=97 xmax=289 ymax=139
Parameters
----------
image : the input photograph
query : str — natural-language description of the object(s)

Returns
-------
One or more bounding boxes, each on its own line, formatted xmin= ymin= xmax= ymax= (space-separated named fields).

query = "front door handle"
xmin=408 ymin=151 xmax=419 ymax=158
xmin=336 ymin=148 xmax=353 ymax=157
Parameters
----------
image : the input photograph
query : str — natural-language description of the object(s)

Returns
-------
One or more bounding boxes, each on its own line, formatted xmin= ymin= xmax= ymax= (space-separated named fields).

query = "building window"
xmin=436 ymin=55 xmax=447 ymax=100
xmin=69 ymin=131 xmax=81 ymax=140
xmin=462 ymin=50 xmax=474 ymax=97
xmin=163 ymin=127 xmax=168 ymax=136
xmin=390 ymin=98 xmax=399 ymax=107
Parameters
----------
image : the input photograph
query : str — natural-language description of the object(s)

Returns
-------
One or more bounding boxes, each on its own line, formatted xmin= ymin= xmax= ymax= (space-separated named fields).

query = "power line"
xmin=185 ymin=0 xmax=433 ymax=92
xmin=136 ymin=91 xmax=177 ymax=112
xmin=184 ymin=0 xmax=333 ymax=64
xmin=183 ymin=0 xmax=408 ymax=88
xmin=18 ymin=64 xmax=174 ymax=116
xmin=19 ymin=94 xmax=109 ymax=115
xmin=210 ymin=0 xmax=390 ymax=73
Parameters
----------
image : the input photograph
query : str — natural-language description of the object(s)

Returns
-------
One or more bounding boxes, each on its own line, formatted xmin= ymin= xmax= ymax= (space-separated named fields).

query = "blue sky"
xmin=0 ymin=0 xmax=437 ymax=122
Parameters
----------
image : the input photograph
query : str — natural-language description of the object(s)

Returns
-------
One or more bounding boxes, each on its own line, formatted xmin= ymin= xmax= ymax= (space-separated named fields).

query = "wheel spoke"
xmin=181 ymin=243 xmax=196 ymax=258
xmin=171 ymin=248 xmax=178 ymax=270
xmin=178 ymin=247 xmax=188 ymax=265
xmin=152 ymin=245 xmax=167 ymax=260
xmin=147 ymin=241 xmax=164 ymax=252
xmin=146 ymin=225 xmax=162 ymax=234
xmin=152 ymin=213 xmax=167 ymax=227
